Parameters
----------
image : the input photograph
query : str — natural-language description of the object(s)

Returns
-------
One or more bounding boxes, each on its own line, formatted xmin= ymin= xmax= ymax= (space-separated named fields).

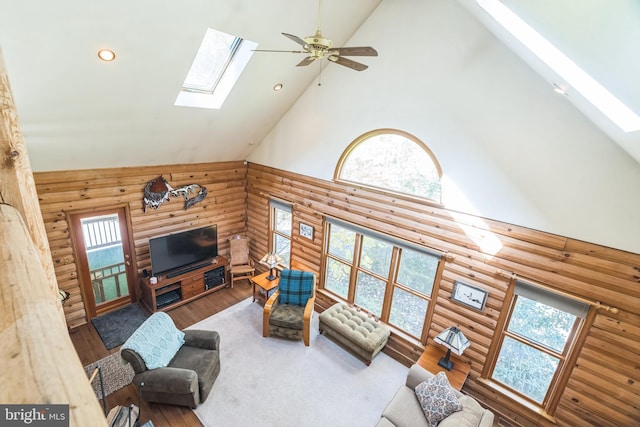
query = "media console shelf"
xmin=140 ymin=256 xmax=229 ymax=312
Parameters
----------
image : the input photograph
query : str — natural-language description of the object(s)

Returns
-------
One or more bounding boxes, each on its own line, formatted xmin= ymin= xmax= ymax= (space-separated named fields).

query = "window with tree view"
xmin=335 ymin=129 xmax=442 ymax=203
xmin=489 ymin=280 xmax=589 ymax=410
xmin=270 ymin=199 xmax=292 ymax=268
xmin=323 ymin=218 xmax=442 ymax=340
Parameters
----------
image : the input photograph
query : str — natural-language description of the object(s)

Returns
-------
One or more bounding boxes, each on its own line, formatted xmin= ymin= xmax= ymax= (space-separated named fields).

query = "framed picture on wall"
xmin=299 ymin=223 xmax=314 ymax=240
xmin=451 ymin=280 xmax=488 ymax=311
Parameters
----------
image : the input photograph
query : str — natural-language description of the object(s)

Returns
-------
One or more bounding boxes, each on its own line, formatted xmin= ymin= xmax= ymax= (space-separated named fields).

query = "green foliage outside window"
xmin=328 ymin=226 xmax=355 ymax=262
xmin=325 ymin=258 xmax=350 ymax=299
xmin=271 ymin=204 xmax=292 ymax=268
xmin=492 ymin=296 xmax=577 ymax=403
xmin=508 ymin=297 xmax=575 ymax=352
xmin=389 ymin=288 xmax=429 ymax=337
xmin=360 ymin=236 xmax=392 ymax=277
xmin=493 ymin=337 xmax=559 ymax=403
xmin=354 ymin=271 xmax=386 ymax=315
xmin=339 ymin=131 xmax=442 ymax=202
xmin=324 ymin=221 xmax=440 ymax=339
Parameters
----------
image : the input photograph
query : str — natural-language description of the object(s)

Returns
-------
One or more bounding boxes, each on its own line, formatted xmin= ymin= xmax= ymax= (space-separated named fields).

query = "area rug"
xmin=84 ymin=351 xmax=135 ymax=399
xmin=190 ymin=298 xmax=408 ymax=427
xmin=92 ymin=304 xmax=149 ymax=350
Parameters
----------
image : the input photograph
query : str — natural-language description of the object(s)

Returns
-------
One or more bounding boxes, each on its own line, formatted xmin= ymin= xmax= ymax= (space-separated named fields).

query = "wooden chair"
xmin=228 ymin=235 xmax=255 ymax=287
xmin=263 ymin=269 xmax=316 ymax=346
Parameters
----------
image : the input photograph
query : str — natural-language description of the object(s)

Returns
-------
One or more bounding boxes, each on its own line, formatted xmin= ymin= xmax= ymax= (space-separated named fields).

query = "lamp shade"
xmin=434 ymin=326 xmax=470 ymax=356
xmin=259 ymin=252 xmax=283 ymax=280
xmin=259 ymin=252 xmax=283 ymax=268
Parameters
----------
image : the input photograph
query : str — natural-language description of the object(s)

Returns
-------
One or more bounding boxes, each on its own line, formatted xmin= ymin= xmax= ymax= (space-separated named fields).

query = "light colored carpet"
xmin=84 ymin=351 xmax=135 ymax=399
xmin=190 ymin=298 xmax=408 ymax=427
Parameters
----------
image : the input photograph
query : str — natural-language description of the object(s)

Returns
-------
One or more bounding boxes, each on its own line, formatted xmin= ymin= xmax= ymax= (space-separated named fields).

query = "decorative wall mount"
xmin=142 ymin=175 xmax=208 ymax=212
xmin=299 ymin=223 xmax=314 ymax=240
xmin=451 ymin=280 xmax=488 ymax=311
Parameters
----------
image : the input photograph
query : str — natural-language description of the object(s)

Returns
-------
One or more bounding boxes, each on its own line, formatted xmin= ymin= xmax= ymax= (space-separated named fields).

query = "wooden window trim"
xmin=482 ymin=277 xmax=592 ymax=415
xmin=322 ymin=219 xmax=443 ymax=344
xmin=268 ymin=199 xmax=292 ymax=267
xmin=333 ymin=128 xmax=444 ymax=205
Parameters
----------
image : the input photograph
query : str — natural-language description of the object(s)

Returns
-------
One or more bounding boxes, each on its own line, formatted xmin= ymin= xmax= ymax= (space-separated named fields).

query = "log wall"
xmin=33 ymin=160 xmax=639 ymax=426
xmin=246 ymin=163 xmax=639 ymax=427
xmin=33 ymin=162 xmax=248 ymax=328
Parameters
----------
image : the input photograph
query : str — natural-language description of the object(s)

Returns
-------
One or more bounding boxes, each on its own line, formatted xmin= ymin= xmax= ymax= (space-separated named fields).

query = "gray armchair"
xmin=120 ymin=321 xmax=221 ymax=409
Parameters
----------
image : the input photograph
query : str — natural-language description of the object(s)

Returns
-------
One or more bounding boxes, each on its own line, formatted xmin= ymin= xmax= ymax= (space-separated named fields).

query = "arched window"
xmin=335 ymin=129 xmax=442 ymax=203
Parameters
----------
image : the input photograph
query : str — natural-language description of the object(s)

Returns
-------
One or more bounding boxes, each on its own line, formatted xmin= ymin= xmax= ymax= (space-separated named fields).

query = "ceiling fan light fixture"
xmin=97 ymin=49 xmax=116 ymax=62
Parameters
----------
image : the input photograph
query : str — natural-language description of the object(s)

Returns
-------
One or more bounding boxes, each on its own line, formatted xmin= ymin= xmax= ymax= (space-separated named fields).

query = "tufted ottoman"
xmin=319 ymin=303 xmax=391 ymax=365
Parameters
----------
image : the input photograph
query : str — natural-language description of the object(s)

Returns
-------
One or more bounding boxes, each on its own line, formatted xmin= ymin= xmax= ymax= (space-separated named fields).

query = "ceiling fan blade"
xmin=296 ymin=56 xmax=316 ymax=67
xmin=252 ymin=49 xmax=305 ymax=53
xmin=282 ymin=33 xmax=308 ymax=48
xmin=329 ymin=46 xmax=378 ymax=57
xmin=328 ymin=55 xmax=368 ymax=71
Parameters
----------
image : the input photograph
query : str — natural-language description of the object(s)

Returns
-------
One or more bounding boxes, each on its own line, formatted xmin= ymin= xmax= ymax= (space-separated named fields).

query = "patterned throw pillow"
xmin=279 ymin=269 xmax=314 ymax=306
xmin=121 ymin=312 xmax=185 ymax=370
xmin=414 ymin=372 xmax=463 ymax=426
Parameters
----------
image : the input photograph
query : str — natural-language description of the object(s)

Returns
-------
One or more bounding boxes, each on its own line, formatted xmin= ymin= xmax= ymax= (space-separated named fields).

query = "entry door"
xmin=70 ymin=207 xmax=136 ymax=319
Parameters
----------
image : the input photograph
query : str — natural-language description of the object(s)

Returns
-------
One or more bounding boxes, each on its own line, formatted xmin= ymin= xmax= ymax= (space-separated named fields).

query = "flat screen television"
xmin=149 ymin=225 xmax=218 ymax=276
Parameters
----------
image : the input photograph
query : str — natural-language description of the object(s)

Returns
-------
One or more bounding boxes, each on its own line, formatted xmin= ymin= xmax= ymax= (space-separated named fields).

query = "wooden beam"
xmin=0 ymin=47 xmax=59 ymax=301
xmin=0 ymin=204 xmax=107 ymax=426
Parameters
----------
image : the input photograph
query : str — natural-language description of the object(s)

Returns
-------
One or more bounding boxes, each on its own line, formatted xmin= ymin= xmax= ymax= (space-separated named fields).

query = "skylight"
xmin=175 ymin=28 xmax=257 ymax=110
xmin=477 ymin=0 xmax=640 ymax=133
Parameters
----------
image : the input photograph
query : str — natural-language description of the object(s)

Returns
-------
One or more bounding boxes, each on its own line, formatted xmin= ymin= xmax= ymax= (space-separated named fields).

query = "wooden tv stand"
xmin=140 ymin=256 xmax=229 ymax=312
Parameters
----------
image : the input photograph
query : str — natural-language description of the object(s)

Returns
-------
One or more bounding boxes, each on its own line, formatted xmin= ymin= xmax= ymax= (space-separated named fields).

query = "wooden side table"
xmin=417 ymin=346 xmax=471 ymax=391
xmin=250 ymin=271 xmax=279 ymax=304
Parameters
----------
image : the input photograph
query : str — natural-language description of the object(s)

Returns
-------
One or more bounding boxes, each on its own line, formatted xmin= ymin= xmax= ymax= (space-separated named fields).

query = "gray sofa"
xmin=377 ymin=364 xmax=494 ymax=427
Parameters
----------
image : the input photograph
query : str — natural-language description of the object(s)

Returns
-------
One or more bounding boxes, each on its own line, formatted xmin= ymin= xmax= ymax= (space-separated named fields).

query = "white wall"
xmin=248 ymin=0 xmax=640 ymax=254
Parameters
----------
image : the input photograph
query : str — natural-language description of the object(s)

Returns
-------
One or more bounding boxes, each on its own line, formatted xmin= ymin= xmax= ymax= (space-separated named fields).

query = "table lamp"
xmin=259 ymin=252 xmax=283 ymax=280
xmin=433 ymin=326 xmax=470 ymax=371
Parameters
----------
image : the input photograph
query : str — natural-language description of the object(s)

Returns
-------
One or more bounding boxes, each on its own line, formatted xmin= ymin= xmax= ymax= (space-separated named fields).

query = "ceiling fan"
xmin=253 ymin=0 xmax=378 ymax=71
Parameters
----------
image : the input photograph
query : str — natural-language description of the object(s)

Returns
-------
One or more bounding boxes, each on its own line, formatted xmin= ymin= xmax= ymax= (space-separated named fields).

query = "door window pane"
xmin=81 ymin=214 xmax=129 ymax=305
xmin=493 ymin=336 xmax=559 ymax=403
xmin=354 ymin=271 xmax=386 ymax=315
xmin=325 ymin=258 xmax=351 ymax=299
xmin=389 ymin=288 xmax=428 ymax=338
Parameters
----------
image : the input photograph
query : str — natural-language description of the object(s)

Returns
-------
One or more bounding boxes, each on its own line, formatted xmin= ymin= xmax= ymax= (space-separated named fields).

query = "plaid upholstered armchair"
xmin=263 ymin=269 xmax=316 ymax=346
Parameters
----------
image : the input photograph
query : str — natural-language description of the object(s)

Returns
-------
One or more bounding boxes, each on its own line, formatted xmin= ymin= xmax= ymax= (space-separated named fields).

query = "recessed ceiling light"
xmin=97 ymin=49 xmax=116 ymax=62
xmin=273 ymin=83 xmax=283 ymax=91
xmin=553 ymin=83 xmax=567 ymax=95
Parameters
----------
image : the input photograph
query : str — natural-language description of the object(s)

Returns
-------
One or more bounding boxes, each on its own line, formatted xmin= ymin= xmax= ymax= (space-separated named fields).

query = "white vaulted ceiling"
xmin=0 ymin=0 xmax=638 ymax=172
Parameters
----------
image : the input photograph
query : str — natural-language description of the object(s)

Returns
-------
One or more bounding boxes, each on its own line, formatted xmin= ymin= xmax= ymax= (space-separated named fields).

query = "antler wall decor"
xmin=142 ymin=175 xmax=208 ymax=212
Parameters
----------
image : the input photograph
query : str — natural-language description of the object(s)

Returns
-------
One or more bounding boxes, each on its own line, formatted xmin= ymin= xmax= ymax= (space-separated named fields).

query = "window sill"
xmin=316 ymin=288 xmax=425 ymax=347
xmin=477 ymin=378 xmax=557 ymax=424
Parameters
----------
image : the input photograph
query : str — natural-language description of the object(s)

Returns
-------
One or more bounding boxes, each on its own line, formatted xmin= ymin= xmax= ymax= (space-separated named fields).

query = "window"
xmin=269 ymin=199 xmax=292 ymax=268
xmin=323 ymin=217 xmax=442 ymax=340
xmin=175 ymin=28 xmax=257 ymax=109
xmin=335 ymin=129 xmax=443 ymax=203
xmin=488 ymin=280 xmax=589 ymax=410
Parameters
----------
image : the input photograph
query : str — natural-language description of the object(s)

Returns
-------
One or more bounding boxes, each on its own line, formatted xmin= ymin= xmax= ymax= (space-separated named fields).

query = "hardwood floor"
xmin=70 ymin=280 xmax=253 ymax=427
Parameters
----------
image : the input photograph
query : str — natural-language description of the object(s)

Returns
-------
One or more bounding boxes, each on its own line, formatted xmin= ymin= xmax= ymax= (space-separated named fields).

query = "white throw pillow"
xmin=414 ymin=372 xmax=463 ymax=427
